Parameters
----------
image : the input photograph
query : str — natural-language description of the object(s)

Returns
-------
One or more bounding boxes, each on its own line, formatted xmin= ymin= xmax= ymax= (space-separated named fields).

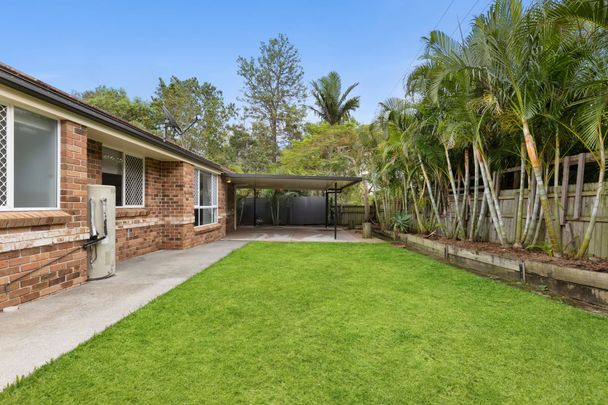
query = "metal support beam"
xmin=325 ymin=191 xmax=328 ymax=228
xmin=334 ymin=182 xmax=338 ymax=240
xmin=253 ymin=188 xmax=257 ymax=227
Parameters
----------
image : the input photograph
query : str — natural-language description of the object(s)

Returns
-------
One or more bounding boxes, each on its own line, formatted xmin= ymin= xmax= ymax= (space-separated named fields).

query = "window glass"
xmin=201 ymin=172 xmax=213 ymax=206
xmin=194 ymin=169 xmax=218 ymax=226
xmin=203 ymin=207 xmax=215 ymax=224
xmin=14 ymin=107 xmax=58 ymax=208
xmin=102 ymin=147 xmax=123 ymax=207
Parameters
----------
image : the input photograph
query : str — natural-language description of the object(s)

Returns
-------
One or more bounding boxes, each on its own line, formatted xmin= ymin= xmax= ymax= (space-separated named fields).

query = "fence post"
xmin=573 ymin=153 xmax=585 ymax=220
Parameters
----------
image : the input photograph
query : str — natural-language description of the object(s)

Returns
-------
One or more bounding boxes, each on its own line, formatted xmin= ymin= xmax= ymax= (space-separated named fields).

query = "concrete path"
xmin=224 ymin=225 xmax=382 ymax=243
xmin=0 ymin=240 xmax=246 ymax=390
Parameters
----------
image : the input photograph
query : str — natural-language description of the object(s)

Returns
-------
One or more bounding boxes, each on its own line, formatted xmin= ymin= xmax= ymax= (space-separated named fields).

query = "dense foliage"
xmin=76 ymin=1 xmax=607 ymax=258
xmin=309 ymin=71 xmax=360 ymax=125
xmin=370 ymin=0 xmax=607 ymax=258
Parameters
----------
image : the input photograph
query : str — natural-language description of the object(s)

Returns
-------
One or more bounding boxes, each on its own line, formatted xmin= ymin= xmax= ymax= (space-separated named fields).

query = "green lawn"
xmin=2 ymin=242 xmax=608 ymax=404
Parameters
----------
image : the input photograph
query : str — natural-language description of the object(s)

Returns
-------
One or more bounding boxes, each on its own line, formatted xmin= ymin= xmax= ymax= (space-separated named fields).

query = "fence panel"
xmin=447 ymin=181 xmax=608 ymax=258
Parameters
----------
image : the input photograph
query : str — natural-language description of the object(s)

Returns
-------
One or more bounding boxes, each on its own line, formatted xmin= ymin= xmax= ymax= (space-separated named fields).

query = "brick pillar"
xmin=61 ymin=121 xmax=89 ymax=231
xmin=226 ymin=183 xmax=236 ymax=232
xmin=87 ymin=139 xmax=102 ymax=185
xmin=160 ymin=161 xmax=194 ymax=249
xmin=59 ymin=120 xmax=88 ymax=283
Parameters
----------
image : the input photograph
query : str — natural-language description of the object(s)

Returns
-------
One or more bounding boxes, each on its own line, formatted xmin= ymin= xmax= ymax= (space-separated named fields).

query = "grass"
xmin=2 ymin=242 xmax=608 ymax=404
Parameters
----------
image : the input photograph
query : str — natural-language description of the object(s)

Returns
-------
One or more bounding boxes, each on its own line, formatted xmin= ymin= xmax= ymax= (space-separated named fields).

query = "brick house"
xmin=0 ymin=64 xmax=237 ymax=310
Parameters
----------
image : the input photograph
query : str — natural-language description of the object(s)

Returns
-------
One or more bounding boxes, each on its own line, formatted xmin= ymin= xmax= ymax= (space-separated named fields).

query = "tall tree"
xmin=150 ymin=76 xmax=236 ymax=163
xmin=237 ymin=34 xmax=307 ymax=162
xmin=279 ymin=122 xmax=360 ymax=176
xmin=310 ymin=71 xmax=360 ymax=124
xmin=224 ymin=120 xmax=275 ymax=173
xmin=79 ymin=86 xmax=155 ymax=130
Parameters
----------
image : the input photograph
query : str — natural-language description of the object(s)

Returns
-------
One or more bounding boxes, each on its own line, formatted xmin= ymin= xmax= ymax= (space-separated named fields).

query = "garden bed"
xmin=382 ymin=230 xmax=608 ymax=310
xmin=426 ymin=235 xmax=608 ymax=272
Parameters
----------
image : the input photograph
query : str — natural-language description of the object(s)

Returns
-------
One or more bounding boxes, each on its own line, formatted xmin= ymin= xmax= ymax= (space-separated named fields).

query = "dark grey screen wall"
xmin=238 ymin=196 xmax=327 ymax=226
xmin=289 ymin=197 xmax=325 ymax=225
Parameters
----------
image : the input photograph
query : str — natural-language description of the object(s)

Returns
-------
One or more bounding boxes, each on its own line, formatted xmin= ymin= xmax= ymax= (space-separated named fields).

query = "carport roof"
xmin=223 ymin=173 xmax=362 ymax=191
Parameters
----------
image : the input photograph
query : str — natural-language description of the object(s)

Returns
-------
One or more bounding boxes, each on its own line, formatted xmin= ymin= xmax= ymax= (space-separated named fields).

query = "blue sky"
xmin=2 ymin=1 xmax=509 ymax=123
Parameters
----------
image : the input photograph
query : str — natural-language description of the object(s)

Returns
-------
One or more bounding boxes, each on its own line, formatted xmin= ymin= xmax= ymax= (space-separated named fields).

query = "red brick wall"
xmin=0 ymin=121 xmax=89 ymax=310
xmin=1 ymin=130 xmax=228 ymax=310
xmin=86 ymin=139 xmax=226 ymax=261
xmin=160 ymin=161 xmax=193 ymax=250
xmin=160 ymin=162 xmax=227 ymax=250
xmin=87 ymin=139 xmax=102 ymax=185
xmin=115 ymin=158 xmax=163 ymax=261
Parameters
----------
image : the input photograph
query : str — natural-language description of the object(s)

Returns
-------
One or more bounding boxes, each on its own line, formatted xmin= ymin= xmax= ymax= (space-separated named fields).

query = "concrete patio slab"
xmin=0 ymin=240 xmax=247 ymax=390
xmin=224 ymin=225 xmax=381 ymax=243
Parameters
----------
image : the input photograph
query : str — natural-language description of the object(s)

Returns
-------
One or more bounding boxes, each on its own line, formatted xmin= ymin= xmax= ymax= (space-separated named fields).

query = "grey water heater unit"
xmin=87 ymin=185 xmax=116 ymax=280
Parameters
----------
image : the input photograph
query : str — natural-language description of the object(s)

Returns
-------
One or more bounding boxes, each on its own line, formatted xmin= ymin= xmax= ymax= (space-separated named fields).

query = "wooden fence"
xmin=446 ymin=152 xmax=607 ymax=258
xmin=339 ymin=153 xmax=606 ymax=258
xmin=463 ymin=182 xmax=608 ymax=258
xmin=337 ymin=204 xmax=368 ymax=227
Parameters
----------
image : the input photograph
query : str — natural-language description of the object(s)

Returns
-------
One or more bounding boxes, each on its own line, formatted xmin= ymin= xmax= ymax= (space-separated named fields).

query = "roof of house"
xmin=0 ymin=63 xmax=227 ymax=172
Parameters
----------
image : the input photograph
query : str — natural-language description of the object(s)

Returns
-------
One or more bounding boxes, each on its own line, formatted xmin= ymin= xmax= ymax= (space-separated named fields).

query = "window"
xmin=193 ymin=169 xmax=218 ymax=226
xmin=102 ymin=146 xmax=144 ymax=207
xmin=0 ymin=104 xmax=59 ymax=210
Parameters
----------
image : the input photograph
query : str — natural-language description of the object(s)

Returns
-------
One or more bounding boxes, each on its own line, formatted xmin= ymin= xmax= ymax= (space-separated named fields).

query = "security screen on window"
xmin=14 ymin=107 xmax=58 ymax=208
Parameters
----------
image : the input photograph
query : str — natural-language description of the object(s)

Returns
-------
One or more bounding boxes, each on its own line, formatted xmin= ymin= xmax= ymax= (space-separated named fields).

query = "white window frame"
xmin=101 ymin=146 xmax=145 ymax=208
xmin=0 ymin=103 xmax=61 ymax=212
xmin=194 ymin=168 xmax=218 ymax=226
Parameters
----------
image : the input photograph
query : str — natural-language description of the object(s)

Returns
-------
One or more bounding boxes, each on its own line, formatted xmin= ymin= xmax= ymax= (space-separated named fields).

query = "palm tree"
xmin=377 ymin=98 xmax=444 ymax=231
xmin=310 ymin=71 xmax=360 ymax=124
xmin=549 ymin=0 xmax=607 ymax=257
xmin=416 ymin=29 xmax=511 ymax=246
xmin=422 ymin=1 xmax=573 ymax=253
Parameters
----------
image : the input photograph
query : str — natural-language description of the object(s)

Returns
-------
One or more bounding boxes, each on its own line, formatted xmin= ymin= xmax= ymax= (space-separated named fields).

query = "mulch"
xmin=419 ymin=234 xmax=608 ymax=273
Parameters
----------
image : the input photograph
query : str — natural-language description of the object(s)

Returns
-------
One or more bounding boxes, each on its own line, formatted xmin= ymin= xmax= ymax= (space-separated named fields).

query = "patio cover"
xmin=223 ymin=173 xmax=362 ymax=191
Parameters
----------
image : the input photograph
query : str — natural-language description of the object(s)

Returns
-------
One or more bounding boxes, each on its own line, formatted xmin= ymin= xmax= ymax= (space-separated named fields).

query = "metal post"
xmin=325 ymin=191 xmax=328 ymax=228
xmin=334 ymin=182 xmax=338 ymax=240
xmin=253 ymin=188 xmax=257 ymax=227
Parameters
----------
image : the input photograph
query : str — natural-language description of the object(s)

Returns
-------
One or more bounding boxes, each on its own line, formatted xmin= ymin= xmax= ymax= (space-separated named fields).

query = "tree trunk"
xmin=469 ymin=149 xmax=480 ymax=241
xmin=402 ymin=176 xmax=409 ymax=215
xmin=444 ymin=145 xmax=465 ymax=238
xmin=408 ymin=178 xmax=423 ymax=232
xmin=576 ymin=147 xmax=605 ymax=258
xmin=270 ymin=114 xmax=279 ymax=163
xmin=418 ymin=154 xmax=442 ymax=230
xmin=475 ymin=144 xmax=508 ymax=246
xmin=362 ymin=181 xmax=370 ymax=222
xmin=523 ymin=170 xmax=535 ymax=241
xmin=522 ymin=119 xmax=562 ymax=255
xmin=514 ymin=143 xmax=527 ymax=248
xmin=276 ymin=197 xmax=280 ymax=225
xmin=475 ymin=185 xmax=490 ymax=240
xmin=553 ymin=134 xmax=561 ymax=247
xmin=462 ymin=148 xmax=470 ymax=230
xmin=524 ymin=177 xmax=540 ymax=245
xmin=381 ymin=193 xmax=388 ymax=229
xmin=532 ymin=206 xmax=544 ymax=246
xmin=374 ymin=194 xmax=381 ymax=229
xmin=238 ymin=196 xmax=246 ymax=226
